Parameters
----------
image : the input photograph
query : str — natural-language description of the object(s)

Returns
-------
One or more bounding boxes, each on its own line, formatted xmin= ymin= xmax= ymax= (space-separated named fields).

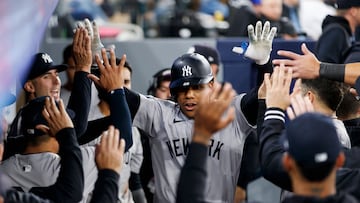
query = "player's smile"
xmin=184 ymin=102 xmax=197 ymax=111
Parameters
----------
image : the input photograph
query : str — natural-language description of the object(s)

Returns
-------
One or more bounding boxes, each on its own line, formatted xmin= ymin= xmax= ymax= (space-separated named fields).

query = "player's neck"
xmin=291 ymin=172 xmax=336 ymax=198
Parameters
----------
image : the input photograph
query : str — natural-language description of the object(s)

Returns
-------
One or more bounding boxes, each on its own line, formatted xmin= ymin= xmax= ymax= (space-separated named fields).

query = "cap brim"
xmin=170 ymin=76 xmax=213 ymax=89
xmin=51 ymin=64 xmax=68 ymax=73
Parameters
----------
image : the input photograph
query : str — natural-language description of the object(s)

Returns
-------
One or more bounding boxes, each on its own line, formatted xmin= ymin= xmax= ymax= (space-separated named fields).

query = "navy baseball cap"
xmin=336 ymin=0 xmax=360 ymax=9
xmin=7 ymin=96 xmax=75 ymax=140
xmin=281 ymin=113 xmax=341 ymax=169
xmin=22 ymin=53 xmax=68 ymax=87
xmin=188 ymin=44 xmax=220 ymax=66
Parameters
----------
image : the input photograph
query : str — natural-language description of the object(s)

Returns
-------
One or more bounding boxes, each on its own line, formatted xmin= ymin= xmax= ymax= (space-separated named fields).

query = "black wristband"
xmin=319 ymin=63 xmax=345 ymax=82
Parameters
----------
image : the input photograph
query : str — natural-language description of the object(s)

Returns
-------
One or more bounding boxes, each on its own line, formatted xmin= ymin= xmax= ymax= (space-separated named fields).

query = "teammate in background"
xmin=315 ymin=0 xmax=360 ymax=63
xmin=88 ymin=59 xmax=147 ymax=203
xmin=188 ymin=44 xmax=221 ymax=85
xmin=142 ymin=68 xmax=172 ymax=203
xmin=60 ymin=44 xmax=76 ymax=106
xmin=121 ymin=21 xmax=276 ymax=202
xmin=147 ymin=68 xmax=172 ymax=100
xmin=258 ymin=65 xmax=360 ymax=202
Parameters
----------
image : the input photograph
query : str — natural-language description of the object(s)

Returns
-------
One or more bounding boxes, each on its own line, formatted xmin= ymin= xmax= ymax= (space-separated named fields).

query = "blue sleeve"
xmin=259 ymin=108 xmax=292 ymax=191
xmin=67 ymin=71 xmax=92 ymax=138
xmin=108 ymin=89 xmax=133 ymax=151
xmin=90 ymin=169 xmax=120 ymax=203
xmin=176 ymin=143 xmax=208 ymax=203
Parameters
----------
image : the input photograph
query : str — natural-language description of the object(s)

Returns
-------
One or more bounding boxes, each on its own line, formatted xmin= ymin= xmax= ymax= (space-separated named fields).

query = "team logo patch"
xmin=41 ymin=53 xmax=53 ymax=63
xmin=182 ymin=65 xmax=192 ymax=77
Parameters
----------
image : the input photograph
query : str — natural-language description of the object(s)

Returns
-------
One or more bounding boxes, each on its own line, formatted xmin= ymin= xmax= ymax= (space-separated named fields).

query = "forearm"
xmin=345 ymin=63 xmax=360 ymax=85
xmin=68 ymin=71 xmax=92 ymax=137
xmin=259 ymin=108 xmax=292 ymax=191
xmin=318 ymin=62 xmax=360 ymax=86
xmin=90 ymin=169 xmax=120 ymax=203
xmin=108 ymin=89 xmax=133 ymax=151
xmin=176 ymin=143 xmax=208 ymax=203
xmin=240 ymin=88 xmax=258 ymax=126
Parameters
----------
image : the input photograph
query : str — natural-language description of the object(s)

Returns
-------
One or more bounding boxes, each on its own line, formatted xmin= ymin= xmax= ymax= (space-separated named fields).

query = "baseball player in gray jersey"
xmin=123 ymin=21 xmax=277 ymax=203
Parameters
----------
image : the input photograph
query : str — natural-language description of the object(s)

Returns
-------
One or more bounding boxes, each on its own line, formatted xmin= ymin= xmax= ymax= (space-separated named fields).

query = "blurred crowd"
xmin=49 ymin=0 xmax=352 ymax=39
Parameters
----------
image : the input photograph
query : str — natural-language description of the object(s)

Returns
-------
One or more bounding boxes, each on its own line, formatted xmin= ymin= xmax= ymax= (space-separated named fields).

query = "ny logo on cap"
xmin=182 ymin=65 xmax=192 ymax=77
xmin=42 ymin=53 xmax=53 ymax=63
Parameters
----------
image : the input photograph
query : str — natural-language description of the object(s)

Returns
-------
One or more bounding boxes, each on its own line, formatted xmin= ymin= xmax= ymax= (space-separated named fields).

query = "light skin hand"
xmin=286 ymin=94 xmax=314 ymax=120
xmin=37 ymin=97 xmax=74 ymax=137
xmin=88 ymin=48 xmax=126 ymax=92
xmin=95 ymin=126 xmax=125 ymax=174
xmin=73 ymin=27 xmax=92 ymax=73
xmin=265 ymin=64 xmax=292 ymax=110
xmin=192 ymin=83 xmax=236 ymax=145
xmin=272 ymin=43 xmax=320 ymax=79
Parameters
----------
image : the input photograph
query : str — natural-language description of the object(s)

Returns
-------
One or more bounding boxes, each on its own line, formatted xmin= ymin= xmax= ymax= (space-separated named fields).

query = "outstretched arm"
xmin=273 ymin=43 xmax=360 ymax=86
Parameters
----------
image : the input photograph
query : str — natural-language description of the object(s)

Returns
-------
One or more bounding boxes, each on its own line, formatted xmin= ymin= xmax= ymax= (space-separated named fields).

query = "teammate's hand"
xmin=232 ymin=21 xmax=277 ymax=65
xmin=264 ymin=64 xmax=292 ymax=110
xmin=38 ymin=97 xmax=74 ymax=137
xmin=272 ymin=43 xmax=321 ymax=79
xmin=88 ymin=48 xmax=126 ymax=92
xmin=286 ymin=93 xmax=314 ymax=120
xmin=95 ymin=126 xmax=125 ymax=174
xmin=193 ymin=83 xmax=236 ymax=145
xmin=73 ymin=27 xmax=92 ymax=73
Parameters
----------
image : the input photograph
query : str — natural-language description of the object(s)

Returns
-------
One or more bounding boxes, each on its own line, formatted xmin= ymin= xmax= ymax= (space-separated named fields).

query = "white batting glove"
xmin=83 ymin=19 xmax=104 ymax=65
xmin=232 ymin=21 xmax=277 ymax=65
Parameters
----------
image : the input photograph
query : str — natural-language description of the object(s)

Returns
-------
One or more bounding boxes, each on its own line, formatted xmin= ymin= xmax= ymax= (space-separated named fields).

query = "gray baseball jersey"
xmin=87 ymin=109 xmax=144 ymax=203
xmin=0 ymin=147 xmax=97 ymax=203
xmin=133 ymin=94 xmax=256 ymax=203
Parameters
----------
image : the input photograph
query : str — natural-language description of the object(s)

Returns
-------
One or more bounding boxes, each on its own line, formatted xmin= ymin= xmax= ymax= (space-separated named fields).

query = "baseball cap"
xmin=188 ymin=45 xmax=220 ymax=66
xmin=154 ymin=68 xmax=171 ymax=82
xmin=22 ymin=53 xmax=68 ymax=87
xmin=336 ymin=0 xmax=360 ymax=9
xmin=7 ymin=96 xmax=75 ymax=140
xmin=281 ymin=113 xmax=341 ymax=179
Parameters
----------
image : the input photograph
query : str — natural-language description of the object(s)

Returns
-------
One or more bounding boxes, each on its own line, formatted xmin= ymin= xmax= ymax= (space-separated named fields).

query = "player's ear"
xmin=208 ymin=80 xmax=214 ymax=89
xmin=282 ymin=152 xmax=292 ymax=172
xmin=306 ymin=91 xmax=315 ymax=103
xmin=24 ymin=80 xmax=35 ymax=93
xmin=335 ymin=152 xmax=345 ymax=169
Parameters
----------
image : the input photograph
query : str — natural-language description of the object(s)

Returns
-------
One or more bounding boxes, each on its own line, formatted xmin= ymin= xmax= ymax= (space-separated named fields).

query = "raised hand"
xmin=73 ymin=27 xmax=92 ymax=73
xmin=232 ymin=21 xmax=277 ymax=65
xmin=38 ymin=97 xmax=74 ymax=137
xmin=88 ymin=48 xmax=126 ymax=92
xmin=192 ymin=83 xmax=236 ymax=145
xmin=95 ymin=126 xmax=125 ymax=174
xmin=264 ymin=64 xmax=292 ymax=110
xmin=272 ymin=43 xmax=321 ymax=79
xmin=286 ymin=94 xmax=314 ymax=120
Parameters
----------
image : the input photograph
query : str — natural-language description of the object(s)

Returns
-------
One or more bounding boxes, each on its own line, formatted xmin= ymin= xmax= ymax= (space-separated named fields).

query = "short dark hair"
xmin=336 ymin=85 xmax=360 ymax=120
xmin=297 ymin=161 xmax=336 ymax=182
xmin=301 ymin=78 xmax=344 ymax=111
xmin=62 ymin=44 xmax=73 ymax=64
